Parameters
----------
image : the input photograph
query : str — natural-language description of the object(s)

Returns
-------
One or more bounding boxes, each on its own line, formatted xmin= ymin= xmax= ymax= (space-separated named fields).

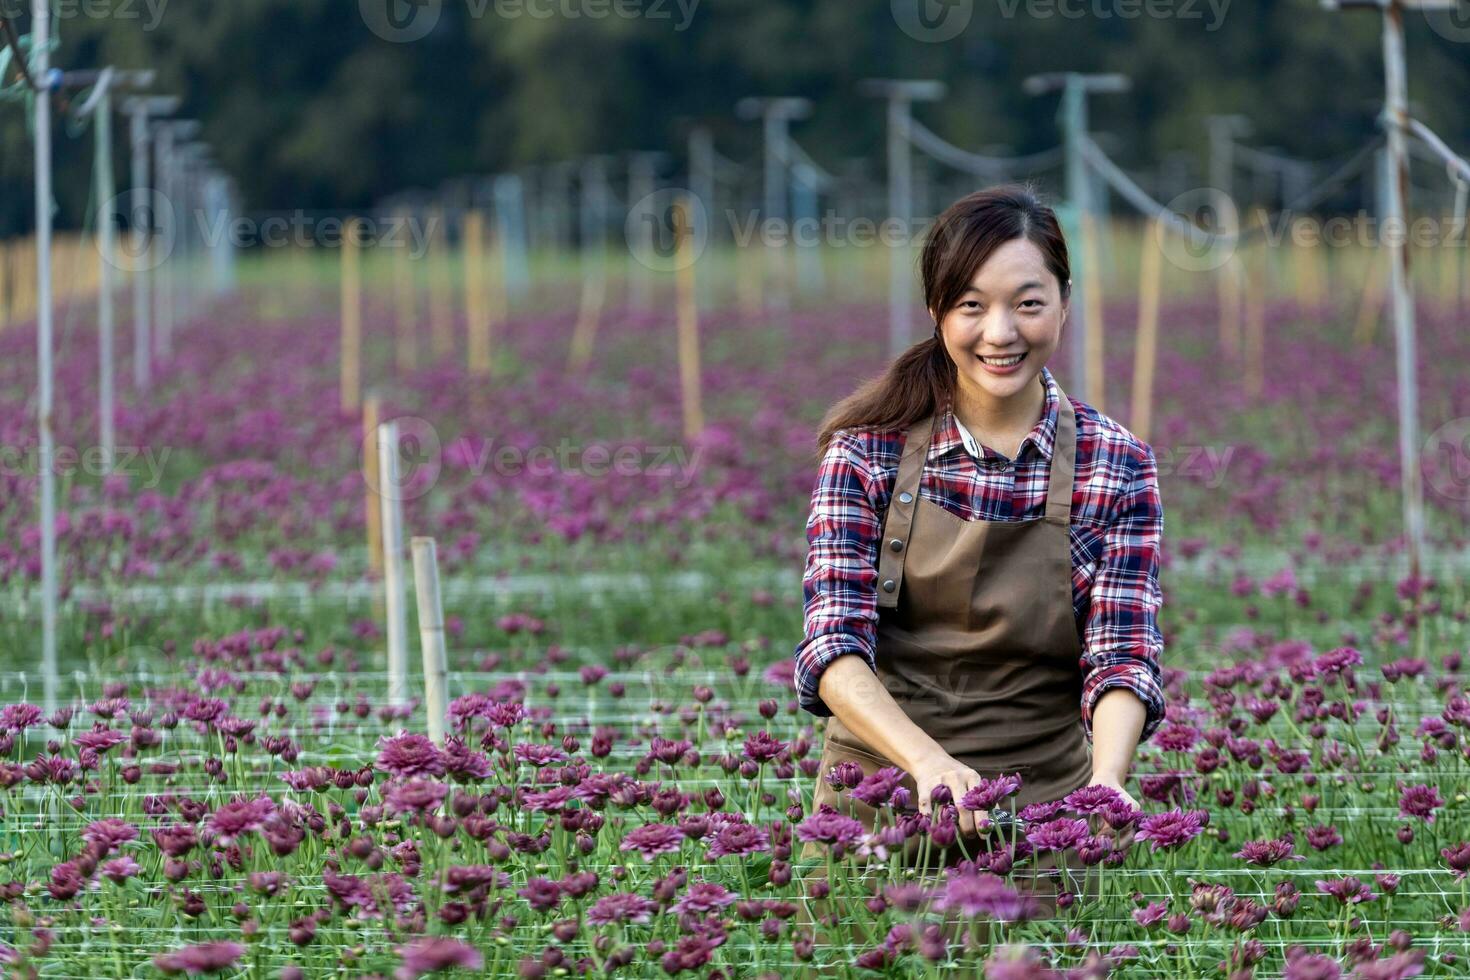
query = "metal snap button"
xmin=889 ymin=539 xmax=903 ymax=552
xmin=881 ymin=579 xmax=896 ymax=592
xmin=898 ymin=491 xmax=913 ymax=504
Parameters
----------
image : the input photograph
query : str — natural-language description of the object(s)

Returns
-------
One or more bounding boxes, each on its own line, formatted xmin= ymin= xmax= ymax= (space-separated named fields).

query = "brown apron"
xmin=800 ymin=384 xmax=1097 ymax=920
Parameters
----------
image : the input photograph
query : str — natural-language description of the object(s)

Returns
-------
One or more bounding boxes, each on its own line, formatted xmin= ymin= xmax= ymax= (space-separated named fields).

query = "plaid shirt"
xmin=794 ymin=365 xmax=1166 ymax=745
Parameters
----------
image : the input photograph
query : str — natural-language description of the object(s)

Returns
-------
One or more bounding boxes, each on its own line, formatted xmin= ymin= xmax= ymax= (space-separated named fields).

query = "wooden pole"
xmin=1217 ymin=254 xmax=1242 ymax=360
xmin=394 ymin=210 xmax=418 ymax=373
xmin=410 ymin=537 xmax=450 ymax=744
xmin=1079 ymin=210 xmax=1105 ymax=411
xmin=737 ymin=241 xmax=762 ymax=320
xmin=363 ymin=396 xmax=384 ymax=582
xmin=674 ymin=194 xmax=705 ymax=441
xmin=377 ymin=421 xmax=410 ymax=707
xmin=1131 ymin=217 xmax=1163 ymax=445
xmin=567 ymin=264 xmax=605 ymax=374
xmin=340 ymin=217 xmax=362 ymax=413
xmin=1244 ymin=207 xmax=1268 ymax=399
xmin=429 ymin=209 xmax=453 ymax=360
xmin=1353 ymin=247 xmax=1387 ymax=346
xmin=465 ymin=210 xmax=490 ymax=376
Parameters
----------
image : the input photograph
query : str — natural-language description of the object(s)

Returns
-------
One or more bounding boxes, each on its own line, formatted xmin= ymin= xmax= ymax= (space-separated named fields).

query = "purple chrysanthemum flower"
xmin=850 ymin=766 xmax=905 ymax=807
xmin=73 ymin=728 xmax=128 ymax=754
xmin=705 ymin=821 xmax=770 ymax=858
xmin=513 ymin=743 xmax=567 ymax=767
xmin=673 ymin=881 xmax=738 ymax=915
xmin=586 ymin=892 xmax=656 ymax=926
xmin=1233 ymin=837 xmax=1303 ymax=867
xmin=1306 ymin=825 xmax=1343 ymax=851
xmin=1315 ymin=876 xmax=1376 ymax=905
xmin=1135 ymin=809 xmax=1209 ymax=852
xmin=1017 ymin=799 xmax=1065 ymax=823
xmin=1281 ymin=946 xmax=1343 ymax=980
xmin=1398 ymin=783 xmax=1444 ymax=823
xmin=0 ymin=704 xmax=43 ymax=732
xmin=1062 ymin=783 xmax=1125 ymax=815
xmin=742 ymin=731 xmax=787 ymax=764
xmin=375 ymin=733 xmax=447 ymax=779
xmin=935 ymin=870 xmax=1040 ymax=922
xmin=206 ymin=796 xmax=276 ymax=845
xmin=1025 ymin=817 xmax=1090 ymax=852
xmin=959 ymin=774 xmax=1024 ymax=811
xmin=100 ymin=856 xmax=141 ymax=884
xmin=394 ymin=937 xmax=484 ymax=979
xmin=794 ymin=807 xmax=865 ymax=849
xmin=1312 ymin=646 xmax=1363 ymax=678
xmin=1133 ymin=902 xmax=1167 ymax=928
xmin=620 ymin=822 xmax=686 ymax=861
xmin=153 ymin=941 xmax=245 ymax=975
xmin=1441 ymin=842 xmax=1470 ymax=879
xmin=442 ymin=736 xmax=493 ymax=782
xmin=82 ymin=818 xmax=139 ymax=853
xmin=383 ymin=778 xmax=449 ymax=815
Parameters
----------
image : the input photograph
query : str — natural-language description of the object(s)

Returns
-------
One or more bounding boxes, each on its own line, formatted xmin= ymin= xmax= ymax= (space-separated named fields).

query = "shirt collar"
xmin=931 ymin=366 xmax=1060 ymax=465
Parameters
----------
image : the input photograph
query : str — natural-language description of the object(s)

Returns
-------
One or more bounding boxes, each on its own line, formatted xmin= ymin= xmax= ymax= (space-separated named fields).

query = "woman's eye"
xmin=1020 ymin=300 xmax=1043 ymax=310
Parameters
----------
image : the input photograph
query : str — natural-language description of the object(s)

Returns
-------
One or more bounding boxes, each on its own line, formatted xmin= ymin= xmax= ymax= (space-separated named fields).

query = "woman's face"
xmin=933 ymin=236 xmax=1067 ymax=407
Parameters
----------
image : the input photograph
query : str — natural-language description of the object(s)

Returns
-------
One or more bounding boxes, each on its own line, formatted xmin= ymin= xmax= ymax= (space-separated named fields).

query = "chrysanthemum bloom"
xmin=1315 ymin=876 xmax=1376 ymax=905
xmin=206 ymin=796 xmax=276 ymax=845
xmin=153 ymin=941 xmax=245 ymax=975
xmin=1397 ymin=783 xmax=1444 ymax=823
xmin=704 ymin=822 xmax=770 ymax=859
xmin=1442 ymin=843 xmax=1470 ymax=880
xmin=47 ymin=862 xmax=85 ymax=900
xmin=1132 ymin=902 xmax=1167 ymax=928
xmin=516 ymin=877 xmax=562 ymax=913
xmin=73 ymin=728 xmax=128 ymax=754
xmin=1026 ymin=817 xmax=1090 ymax=853
xmin=0 ymin=703 xmax=44 ymax=732
xmin=934 ymin=871 xmax=1040 ymax=922
xmin=981 ymin=943 xmax=1057 ymax=978
xmin=512 ymin=743 xmax=567 ymax=767
xmin=375 ymin=733 xmax=447 ymax=779
xmin=960 ymin=774 xmax=1024 ymax=811
xmin=742 ymin=731 xmax=787 ymax=764
xmin=620 ymin=823 xmax=685 ymax=861
xmin=1017 ymin=799 xmax=1065 ymax=823
xmin=82 ymin=818 xmax=139 ymax=855
xmin=1061 ymin=783 xmax=1125 ymax=815
xmin=384 ymin=779 xmax=450 ymax=816
xmin=1306 ymin=824 xmax=1343 ymax=851
xmin=794 ymin=807 xmax=865 ymax=850
xmin=1135 ymin=809 xmax=1209 ymax=852
xmin=1312 ymin=647 xmax=1363 ymax=679
xmin=850 ymin=767 xmax=905 ymax=807
xmin=394 ymin=937 xmax=483 ymax=979
xmin=100 ymin=856 xmax=141 ymax=884
xmin=824 ymin=761 xmax=863 ymax=790
xmin=1233 ymin=837 xmax=1303 ymax=867
xmin=673 ymin=882 xmax=738 ymax=915
xmin=586 ymin=892 xmax=656 ymax=926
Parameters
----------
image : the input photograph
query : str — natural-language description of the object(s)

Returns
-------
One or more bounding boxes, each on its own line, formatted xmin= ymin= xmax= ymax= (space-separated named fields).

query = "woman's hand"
xmin=908 ymin=748 xmax=984 ymax=837
xmin=1087 ymin=775 xmax=1139 ymax=848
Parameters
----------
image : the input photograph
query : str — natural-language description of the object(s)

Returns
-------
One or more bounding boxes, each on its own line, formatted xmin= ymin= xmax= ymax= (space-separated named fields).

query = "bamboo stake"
xmin=410 ymin=537 xmax=450 ymax=745
xmin=465 ymin=211 xmax=490 ymax=377
xmin=363 ymin=396 xmax=384 ymax=583
xmin=429 ymin=209 xmax=453 ymax=360
xmin=567 ymin=266 xmax=605 ymax=374
xmin=394 ymin=210 xmax=418 ymax=373
xmin=1353 ymin=247 xmax=1388 ymax=346
xmin=1244 ymin=208 xmax=1268 ymax=399
xmin=340 ymin=218 xmax=362 ymax=413
xmin=1079 ymin=210 xmax=1105 ymax=411
xmin=1131 ymin=217 xmax=1163 ymax=446
xmin=377 ymin=421 xmax=410 ymax=707
xmin=674 ymin=195 xmax=705 ymax=441
xmin=1217 ymin=253 xmax=1242 ymax=360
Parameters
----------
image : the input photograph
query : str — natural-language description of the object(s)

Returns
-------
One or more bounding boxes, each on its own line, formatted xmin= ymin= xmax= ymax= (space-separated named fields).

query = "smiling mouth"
xmin=977 ymin=352 xmax=1027 ymax=367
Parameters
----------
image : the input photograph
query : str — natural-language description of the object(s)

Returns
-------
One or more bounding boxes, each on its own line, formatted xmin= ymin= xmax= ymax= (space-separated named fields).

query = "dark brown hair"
xmin=815 ymin=183 xmax=1072 ymax=458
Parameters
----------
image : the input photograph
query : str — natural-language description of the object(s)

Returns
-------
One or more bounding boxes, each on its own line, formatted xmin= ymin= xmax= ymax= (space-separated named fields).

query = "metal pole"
xmin=411 ymin=537 xmax=450 ymax=745
xmin=126 ymin=104 xmax=153 ymax=389
xmin=860 ymin=80 xmax=945 ymax=358
xmin=95 ymin=82 xmax=117 ymax=475
xmin=1062 ymin=79 xmax=1092 ymax=403
xmin=1380 ymin=0 xmax=1424 ymax=580
xmin=33 ymin=0 xmax=58 ymax=711
xmin=378 ymin=422 xmax=410 ymax=707
xmin=688 ymin=128 xmax=715 ymax=305
xmin=154 ymin=123 xmax=175 ymax=358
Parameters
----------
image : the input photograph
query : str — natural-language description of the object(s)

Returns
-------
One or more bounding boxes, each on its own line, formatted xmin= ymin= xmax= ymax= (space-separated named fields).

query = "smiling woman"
xmin=794 ymin=183 xmax=1166 ymax=907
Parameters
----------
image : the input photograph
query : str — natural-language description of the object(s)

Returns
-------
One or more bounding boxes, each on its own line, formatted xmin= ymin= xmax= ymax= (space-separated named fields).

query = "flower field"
xmin=2 ymin=276 xmax=1470 ymax=977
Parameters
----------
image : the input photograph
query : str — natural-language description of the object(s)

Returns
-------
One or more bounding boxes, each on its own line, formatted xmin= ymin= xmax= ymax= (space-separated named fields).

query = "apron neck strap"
xmin=1044 ymin=389 xmax=1077 ymax=525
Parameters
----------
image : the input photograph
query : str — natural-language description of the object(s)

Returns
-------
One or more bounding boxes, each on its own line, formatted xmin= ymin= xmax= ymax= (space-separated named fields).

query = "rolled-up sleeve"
xmin=793 ymin=430 xmax=883 ymax=717
xmin=1080 ymin=444 xmax=1167 ymax=744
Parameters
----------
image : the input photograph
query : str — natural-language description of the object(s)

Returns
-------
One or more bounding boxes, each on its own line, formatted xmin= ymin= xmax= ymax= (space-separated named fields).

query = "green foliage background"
xmin=1 ymin=0 xmax=1467 ymax=234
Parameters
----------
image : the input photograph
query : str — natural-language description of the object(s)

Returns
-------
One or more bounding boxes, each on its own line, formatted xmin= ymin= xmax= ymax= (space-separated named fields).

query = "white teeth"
xmin=980 ymin=354 xmax=1024 ymax=366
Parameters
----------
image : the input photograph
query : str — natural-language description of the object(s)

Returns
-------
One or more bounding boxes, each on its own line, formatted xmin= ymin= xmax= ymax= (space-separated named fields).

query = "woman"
xmin=793 ymin=185 xmax=1166 ymax=906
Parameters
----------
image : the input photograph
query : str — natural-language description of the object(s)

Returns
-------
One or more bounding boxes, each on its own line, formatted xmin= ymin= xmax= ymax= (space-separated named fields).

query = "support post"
xmin=411 ymin=537 xmax=450 ymax=744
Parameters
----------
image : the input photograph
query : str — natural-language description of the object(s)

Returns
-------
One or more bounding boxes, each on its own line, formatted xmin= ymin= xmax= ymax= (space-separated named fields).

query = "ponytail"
xmin=814 ymin=329 xmax=955 ymax=459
